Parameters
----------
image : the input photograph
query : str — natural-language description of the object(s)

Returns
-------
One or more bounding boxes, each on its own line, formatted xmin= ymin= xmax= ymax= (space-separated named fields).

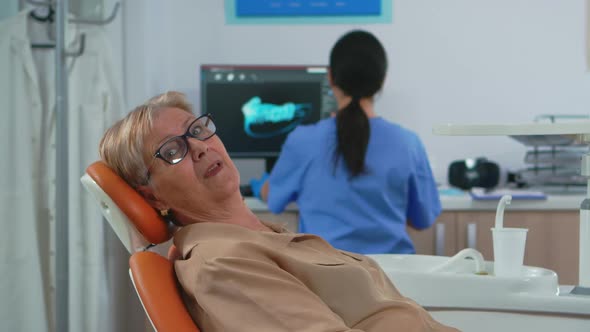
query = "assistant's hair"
xmin=330 ymin=30 xmax=387 ymax=177
xmin=99 ymin=91 xmax=193 ymax=188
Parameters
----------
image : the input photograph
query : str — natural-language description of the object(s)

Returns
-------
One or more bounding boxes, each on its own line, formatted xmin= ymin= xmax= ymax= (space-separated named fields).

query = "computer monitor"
xmin=200 ymin=64 xmax=336 ymax=170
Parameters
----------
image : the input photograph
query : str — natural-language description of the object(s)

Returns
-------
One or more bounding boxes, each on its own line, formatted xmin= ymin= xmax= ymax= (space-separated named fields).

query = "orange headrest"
xmin=85 ymin=161 xmax=172 ymax=245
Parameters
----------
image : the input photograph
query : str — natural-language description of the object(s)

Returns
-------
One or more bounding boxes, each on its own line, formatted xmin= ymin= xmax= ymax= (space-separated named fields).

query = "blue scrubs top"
xmin=267 ymin=117 xmax=441 ymax=254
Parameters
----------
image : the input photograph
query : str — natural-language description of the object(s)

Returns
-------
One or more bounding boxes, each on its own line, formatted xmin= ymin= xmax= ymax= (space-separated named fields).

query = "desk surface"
xmin=245 ymin=193 xmax=586 ymax=212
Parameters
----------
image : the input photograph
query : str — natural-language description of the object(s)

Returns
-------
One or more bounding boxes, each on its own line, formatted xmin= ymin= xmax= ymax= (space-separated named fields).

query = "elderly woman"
xmin=99 ymin=91 xmax=459 ymax=332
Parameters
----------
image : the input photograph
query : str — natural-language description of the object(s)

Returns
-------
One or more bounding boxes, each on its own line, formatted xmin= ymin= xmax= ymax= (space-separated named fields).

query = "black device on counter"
xmin=448 ymin=158 xmax=500 ymax=190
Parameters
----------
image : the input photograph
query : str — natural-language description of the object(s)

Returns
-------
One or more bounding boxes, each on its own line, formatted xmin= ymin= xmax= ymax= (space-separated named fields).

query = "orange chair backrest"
xmin=129 ymin=251 xmax=200 ymax=332
xmin=82 ymin=161 xmax=199 ymax=331
xmin=83 ymin=161 xmax=172 ymax=250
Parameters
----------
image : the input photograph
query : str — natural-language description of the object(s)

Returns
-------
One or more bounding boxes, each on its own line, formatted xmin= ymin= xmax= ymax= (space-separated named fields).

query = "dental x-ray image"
xmin=241 ymin=96 xmax=312 ymax=138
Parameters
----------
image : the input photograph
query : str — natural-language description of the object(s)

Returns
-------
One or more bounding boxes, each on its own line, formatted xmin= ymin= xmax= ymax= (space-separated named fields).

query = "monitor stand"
xmin=265 ymin=157 xmax=278 ymax=173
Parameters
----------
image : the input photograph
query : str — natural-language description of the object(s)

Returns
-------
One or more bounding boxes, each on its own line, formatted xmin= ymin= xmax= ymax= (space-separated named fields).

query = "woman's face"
xmin=140 ymin=107 xmax=240 ymax=224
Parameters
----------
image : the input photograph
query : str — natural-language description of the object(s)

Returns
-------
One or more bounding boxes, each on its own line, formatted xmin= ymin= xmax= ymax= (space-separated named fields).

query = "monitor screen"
xmin=200 ymin=65 xmax=336 ymax=158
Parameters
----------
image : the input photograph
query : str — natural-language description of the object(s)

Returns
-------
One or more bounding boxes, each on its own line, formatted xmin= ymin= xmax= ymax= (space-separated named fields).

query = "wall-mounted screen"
xmin=235 ymin=0 xmax=381 ymax=17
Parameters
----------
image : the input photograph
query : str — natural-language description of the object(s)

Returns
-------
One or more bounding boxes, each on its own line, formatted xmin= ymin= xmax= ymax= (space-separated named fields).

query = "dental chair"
xmin=81 ymin=161 xmax=200 ymax=332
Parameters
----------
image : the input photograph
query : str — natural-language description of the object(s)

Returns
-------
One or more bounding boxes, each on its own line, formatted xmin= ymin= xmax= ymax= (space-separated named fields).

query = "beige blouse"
xmin=173 ymin=222 xmax=460 ymax=332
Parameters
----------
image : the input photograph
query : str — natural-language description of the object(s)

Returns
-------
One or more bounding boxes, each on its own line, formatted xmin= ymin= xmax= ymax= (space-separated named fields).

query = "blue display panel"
xmin=236 ymin=0 xmax=381 ymax=17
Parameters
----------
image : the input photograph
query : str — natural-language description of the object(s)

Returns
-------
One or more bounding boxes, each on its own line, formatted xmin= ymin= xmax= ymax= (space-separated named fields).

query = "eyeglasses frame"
xmin=145 ymin=113 xmax=216 ymax=181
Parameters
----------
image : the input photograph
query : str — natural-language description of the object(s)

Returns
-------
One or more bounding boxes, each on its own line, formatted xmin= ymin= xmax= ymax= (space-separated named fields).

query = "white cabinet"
xmin=407 ymin=212 xmax=457 ymax=257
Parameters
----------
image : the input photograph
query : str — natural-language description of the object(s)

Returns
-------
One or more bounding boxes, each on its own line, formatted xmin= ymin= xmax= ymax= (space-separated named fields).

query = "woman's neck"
xmin=225 ymin=197 xmax=271 ymax=231
xmin=178 ymin=193 xmax=271 ymax=231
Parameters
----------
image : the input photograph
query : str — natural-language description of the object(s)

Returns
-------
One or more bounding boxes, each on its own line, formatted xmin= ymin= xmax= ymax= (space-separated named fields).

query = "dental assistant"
xmin=252 ymin=30 xmax=441 ymax=254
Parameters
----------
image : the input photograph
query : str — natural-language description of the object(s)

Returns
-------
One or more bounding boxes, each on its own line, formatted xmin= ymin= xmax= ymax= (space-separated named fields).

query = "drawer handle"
xmin=467 ymin=223 xmax=477 ymax=249
xmin=435 ymin=223 xmax=445 ymax=256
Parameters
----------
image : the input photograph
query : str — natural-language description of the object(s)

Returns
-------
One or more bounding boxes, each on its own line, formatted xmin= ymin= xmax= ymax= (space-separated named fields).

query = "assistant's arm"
xmin=406 ymin=218 xmax=420 ymax=231
xmin=407 ymin=136 xmax=441 ymax=230
xmin=265 ymin=128 xmax=311 ymax=213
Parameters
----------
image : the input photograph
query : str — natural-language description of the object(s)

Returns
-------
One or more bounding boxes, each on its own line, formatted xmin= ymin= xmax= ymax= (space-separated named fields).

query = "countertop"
xmin=245 ymin=192 xmax=587 ymax=212
xmin=438 ymin=193 xmax=585 ymax=211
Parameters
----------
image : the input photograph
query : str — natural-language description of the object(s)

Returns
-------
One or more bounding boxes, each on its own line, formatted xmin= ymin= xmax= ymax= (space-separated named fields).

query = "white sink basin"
xmin=368 ymin=254 xmax=559 ymax=302
xmin=367 ymin=252 xmax=590 ymax=330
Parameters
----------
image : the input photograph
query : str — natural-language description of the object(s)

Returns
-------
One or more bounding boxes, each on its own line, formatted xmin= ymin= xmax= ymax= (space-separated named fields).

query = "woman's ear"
xmin=136 ymin=185 xmax=167 ymax=211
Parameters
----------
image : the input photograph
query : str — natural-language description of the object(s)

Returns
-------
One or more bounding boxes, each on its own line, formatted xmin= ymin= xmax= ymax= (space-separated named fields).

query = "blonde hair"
xmin=99 ymin=91 xmax=193 ymax=188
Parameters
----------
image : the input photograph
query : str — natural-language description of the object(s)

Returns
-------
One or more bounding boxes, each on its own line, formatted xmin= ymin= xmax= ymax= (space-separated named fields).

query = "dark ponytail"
xmin=335 ymin=98 xmax=370 ymax=177
xmin=330 ymin=30 xmax=387 ymax=178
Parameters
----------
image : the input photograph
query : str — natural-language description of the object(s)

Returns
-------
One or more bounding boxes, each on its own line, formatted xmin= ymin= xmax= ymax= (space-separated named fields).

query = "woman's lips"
xmin=204 ymin=161 xmax=222 ymax=178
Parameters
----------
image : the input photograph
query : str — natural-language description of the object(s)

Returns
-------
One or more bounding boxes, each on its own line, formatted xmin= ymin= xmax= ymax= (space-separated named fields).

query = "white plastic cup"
xmin=491 ymin=227 xmax=528 ymax=277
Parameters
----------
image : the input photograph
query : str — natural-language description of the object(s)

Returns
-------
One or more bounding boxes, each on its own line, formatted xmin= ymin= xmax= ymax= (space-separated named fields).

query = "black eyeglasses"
xmin=146 ymin=113 xmax=216 ymax=180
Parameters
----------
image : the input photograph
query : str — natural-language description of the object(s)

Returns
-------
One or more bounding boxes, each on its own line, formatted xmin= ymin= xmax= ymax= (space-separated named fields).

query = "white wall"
xmin=0 ymin=0 xmax=18 ymax=20
xmin=123 ymin=0 xmax=590 ymax=184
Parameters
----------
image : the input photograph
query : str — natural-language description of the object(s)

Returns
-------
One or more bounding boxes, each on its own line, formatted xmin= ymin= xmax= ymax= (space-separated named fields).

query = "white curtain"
xmin=0 ymin=9 xmax=147 ymax=332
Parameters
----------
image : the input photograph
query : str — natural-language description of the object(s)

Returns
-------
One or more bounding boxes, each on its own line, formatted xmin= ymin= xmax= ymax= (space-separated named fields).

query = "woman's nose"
xmin=188 ymin=138 xmax=208 ymax=161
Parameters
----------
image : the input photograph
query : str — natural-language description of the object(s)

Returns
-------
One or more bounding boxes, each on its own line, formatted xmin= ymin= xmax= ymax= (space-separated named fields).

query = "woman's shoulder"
xmin=174 ymin=223 xmax=285 ymax=262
